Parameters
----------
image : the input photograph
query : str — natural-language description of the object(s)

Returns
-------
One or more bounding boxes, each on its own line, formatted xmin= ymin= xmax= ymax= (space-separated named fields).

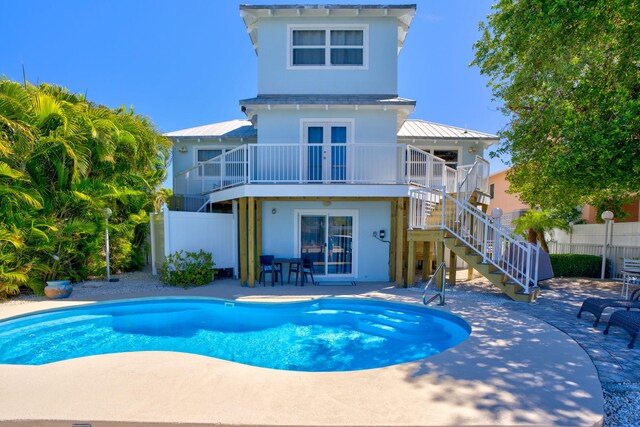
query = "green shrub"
xmin=161 ymin=250 xmax=215 ymax=288
xmin=549 ymin=254 xmax=611 ymax=278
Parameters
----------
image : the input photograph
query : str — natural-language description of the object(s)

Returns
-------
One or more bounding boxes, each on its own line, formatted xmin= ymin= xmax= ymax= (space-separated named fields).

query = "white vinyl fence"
xmin=150 ymin=205 xmax=238 ymax=277
xmin=549 ymin=222 xmax=640 ymax=279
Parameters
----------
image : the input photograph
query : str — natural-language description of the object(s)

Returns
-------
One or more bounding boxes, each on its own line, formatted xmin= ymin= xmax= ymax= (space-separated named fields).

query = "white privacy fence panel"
xmin=549 ymin=222 xmax=640 ymax=278
xmin=548 ymin=242 xmax=640 ymax=279
xmin=150 ymin=207 xmax=238 ymax=277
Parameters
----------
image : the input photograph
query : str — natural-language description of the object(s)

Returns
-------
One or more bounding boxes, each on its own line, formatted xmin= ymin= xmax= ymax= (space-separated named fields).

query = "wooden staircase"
xmin=442 ymin=234 xmax=540 ymax=302
xmin=409 ymin=188 xmax=542 ymax=303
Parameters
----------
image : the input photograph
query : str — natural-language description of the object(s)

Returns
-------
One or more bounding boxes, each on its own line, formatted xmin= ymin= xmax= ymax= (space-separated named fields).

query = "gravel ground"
xmin=5 ymin=269 xmax=639 ymax=426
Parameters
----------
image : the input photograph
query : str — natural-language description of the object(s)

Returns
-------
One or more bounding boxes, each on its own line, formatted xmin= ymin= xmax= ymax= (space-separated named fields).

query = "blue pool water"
xmin=0 ymin=298 xmax=470 ymax=371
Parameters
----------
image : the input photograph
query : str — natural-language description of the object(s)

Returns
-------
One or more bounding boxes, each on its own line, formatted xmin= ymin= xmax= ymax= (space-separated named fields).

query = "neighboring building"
xmin=488 ymin=169 xmax=530 ymax=229
xmin=489 ymin=168 xmax=640 ymax=225
xmin=158 ymin=4 xmax=543 ymax=301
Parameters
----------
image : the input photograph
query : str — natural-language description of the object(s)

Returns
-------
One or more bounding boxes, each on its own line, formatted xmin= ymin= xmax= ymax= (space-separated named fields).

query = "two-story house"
xmin=162 ymin=4 xmax=544 ymax=301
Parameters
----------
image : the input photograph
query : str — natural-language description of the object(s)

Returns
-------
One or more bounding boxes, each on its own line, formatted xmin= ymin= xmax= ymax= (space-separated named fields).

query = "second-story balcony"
xmin=173 ymin=143 xmax=488 ymax=201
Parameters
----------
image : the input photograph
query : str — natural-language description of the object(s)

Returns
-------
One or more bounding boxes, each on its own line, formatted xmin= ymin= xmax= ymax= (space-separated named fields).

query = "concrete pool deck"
xmin=0 ymin=279 xmax=604 ymax=427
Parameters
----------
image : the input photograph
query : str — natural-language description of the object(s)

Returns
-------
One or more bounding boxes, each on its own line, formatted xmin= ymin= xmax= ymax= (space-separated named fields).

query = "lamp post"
xmin=601 ymin=210 xmax=614 ymax=280
xmin=105 ymin=208 xmax=112 ymax=282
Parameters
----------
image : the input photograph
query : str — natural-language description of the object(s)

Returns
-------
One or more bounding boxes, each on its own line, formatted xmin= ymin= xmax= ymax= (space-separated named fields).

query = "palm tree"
xmin=0 ymin=77 xmax=171 ymax=297
xmin=513 ymin=209 xmax=571 ymax=253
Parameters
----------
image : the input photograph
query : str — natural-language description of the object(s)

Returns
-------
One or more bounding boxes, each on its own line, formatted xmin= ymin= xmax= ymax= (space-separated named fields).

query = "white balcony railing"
xmin=174 ymin=143 xmax=462 ymax=195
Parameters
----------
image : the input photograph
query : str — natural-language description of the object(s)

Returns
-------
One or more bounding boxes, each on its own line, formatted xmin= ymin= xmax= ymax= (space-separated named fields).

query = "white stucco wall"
xmin=261 ymin=200 xmax=391 ymax=281
xmin=257 ymin=108 xmax=398 ymax=144
xmin=257 ymin=17 xmax=398 ymax=95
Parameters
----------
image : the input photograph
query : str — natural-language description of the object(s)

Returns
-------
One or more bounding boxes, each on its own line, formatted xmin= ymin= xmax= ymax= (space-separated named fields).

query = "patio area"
xmin=1 ymin=271 xmax=636 ymax=426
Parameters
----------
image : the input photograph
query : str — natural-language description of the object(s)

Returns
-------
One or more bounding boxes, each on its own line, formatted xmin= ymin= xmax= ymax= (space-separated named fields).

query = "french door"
xmin=297 ymin=210 xmax=356 ymax=277
xmin=303 ymin=122 xmax=349 ymax=183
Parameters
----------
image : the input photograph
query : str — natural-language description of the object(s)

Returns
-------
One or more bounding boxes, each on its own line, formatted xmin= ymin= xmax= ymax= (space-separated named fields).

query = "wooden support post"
xmin=449 ymin=248 xmax=457 ymax=285
xmin=402 ymin=199 xmax=409 ymax=288
xmin=247 ymin=196 xmax=255 ymax=287
xmin=239 ymin=198 xmax=248 ymax=286
xmin=389 ymin=200 xmax=397 ymax=282
xmin=407 ymin=239 xmax=415 ymax=287
xmin=394 ymin=198 xmax=405 ymax=287
xmin=421 ymin=241 xmax=431 ymax=281
xmin=435 ymin=241 xmax=444 ymax=290
xmin=255 ymin=199 xmax=262 ymax=279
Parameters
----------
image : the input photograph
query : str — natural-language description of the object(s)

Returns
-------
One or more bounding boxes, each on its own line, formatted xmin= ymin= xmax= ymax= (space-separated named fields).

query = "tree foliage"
xmin=473 ymin=0 xmax=640 ymax=212
xmin=0 ymin=78 xmax=171 ymax=297
xmin=512 ymin=209 xmax=571 ymax=252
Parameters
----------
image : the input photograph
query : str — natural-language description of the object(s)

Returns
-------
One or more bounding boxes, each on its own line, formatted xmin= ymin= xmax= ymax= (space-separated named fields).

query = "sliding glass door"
xmin=298 ymin=210 xmax=356 ymax=277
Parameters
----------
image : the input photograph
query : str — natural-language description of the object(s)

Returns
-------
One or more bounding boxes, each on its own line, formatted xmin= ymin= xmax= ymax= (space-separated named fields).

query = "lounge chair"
xmin=577 ymin=288 xmax=640 ymax=327
xmin=603 ymin=310 xmax=640 ymax=349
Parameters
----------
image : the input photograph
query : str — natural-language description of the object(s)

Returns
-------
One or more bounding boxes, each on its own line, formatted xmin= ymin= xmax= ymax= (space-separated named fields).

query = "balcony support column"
xmin=255 ymin=199 xmax=262 ymax=280
xmin=448 ymin=248 xmax=457 ymax=285
xmin=422 ymin=241 xmax=431 ymax=281
xmin=407 ymin=239 xmax=415 ymax=287
xmin=389 ymin=200 xmax=397 ymax=282
xmin=247 ymin=196 xmax=256 ymax=287
xmin=239 ymin=198 xmax=248 ymax=286
xmin=435 ymin=241 xmax=445 ymax=290
xmin=394 ymin=197 xmax=405 ymax=287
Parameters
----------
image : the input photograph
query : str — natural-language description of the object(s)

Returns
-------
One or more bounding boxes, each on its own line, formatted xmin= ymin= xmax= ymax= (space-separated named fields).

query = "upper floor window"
xmin=289 ymin=25 xmax=368 ymax=69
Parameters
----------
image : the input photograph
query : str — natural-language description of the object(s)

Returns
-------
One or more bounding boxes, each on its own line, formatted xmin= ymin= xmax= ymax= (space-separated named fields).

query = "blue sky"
xmin=0 ymin=0 xmax=510 ymax=174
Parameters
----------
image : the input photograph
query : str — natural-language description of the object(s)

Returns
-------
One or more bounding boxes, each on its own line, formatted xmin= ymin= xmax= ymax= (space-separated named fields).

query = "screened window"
xmin=291 ymin=27 xmax=366 ymax=68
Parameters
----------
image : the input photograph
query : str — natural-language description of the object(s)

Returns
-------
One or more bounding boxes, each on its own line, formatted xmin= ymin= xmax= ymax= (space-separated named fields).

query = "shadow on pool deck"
xmin=0 ymin=271 xmax=608 ymax=426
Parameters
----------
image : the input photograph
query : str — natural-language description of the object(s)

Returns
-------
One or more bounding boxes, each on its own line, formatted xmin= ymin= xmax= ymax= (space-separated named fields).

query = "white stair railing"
xmin=456 ymin=156 xmax=490 ymax=203
xmin=410 ymin=187 xmax=540 ymax=295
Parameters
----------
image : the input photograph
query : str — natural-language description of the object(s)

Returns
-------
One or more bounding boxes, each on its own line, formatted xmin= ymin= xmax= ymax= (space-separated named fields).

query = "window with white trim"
xmin=290 ymin=26 xmax=367 ymax=68
xmin=195 ymin=147 xmax=243 ymax=179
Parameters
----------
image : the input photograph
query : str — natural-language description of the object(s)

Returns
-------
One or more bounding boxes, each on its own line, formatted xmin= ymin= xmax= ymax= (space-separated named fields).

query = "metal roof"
xmin=239 ymin=4 xmax=416 ymax=55
xmin=166 ymin=118 xmax=497 ymax=143
xmin=398 ymin=119 xmax=498 ymax=141
xmin=164 ymin=119 xmax=256 ymax=139
xmin=240 ymin=95 xmax=416 ymax=106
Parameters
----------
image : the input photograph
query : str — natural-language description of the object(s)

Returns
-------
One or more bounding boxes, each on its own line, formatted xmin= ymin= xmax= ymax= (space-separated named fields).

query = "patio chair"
xmin=603 ymin=309 xmax=640 ymax=349
xmin=621 ymin=258 xmax=640 ymax=298
xmin=287 ymin=259 xmax=302 ymax=285
xmin=301 ymin=257 xmax=316 ymax=286
xmin=259 ymin=255 xmax=282 ymax=287
xmin=577 ymin=288 xmax=640 ymax=327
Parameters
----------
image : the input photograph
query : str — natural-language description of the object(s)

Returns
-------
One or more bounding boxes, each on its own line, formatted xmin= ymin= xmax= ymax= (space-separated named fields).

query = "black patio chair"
xmin=603 ymin=310 xmax=640 ymax=349
xmin=301 ymin=257 xmax=316 ymax=286
xmin=259 ymin=255 xmax=282 ymax=287
xmin=577 ymin=288 xmax=640 ymax=327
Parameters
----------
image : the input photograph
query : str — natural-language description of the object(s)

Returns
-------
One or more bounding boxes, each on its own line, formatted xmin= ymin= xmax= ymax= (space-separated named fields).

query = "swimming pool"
xmin=0 ymin=297 xmax=470 ymax=371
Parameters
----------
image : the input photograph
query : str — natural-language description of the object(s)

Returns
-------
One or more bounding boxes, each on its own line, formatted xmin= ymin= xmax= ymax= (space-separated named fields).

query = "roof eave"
xmin=239 ymin=4 xmax=416 ymax=55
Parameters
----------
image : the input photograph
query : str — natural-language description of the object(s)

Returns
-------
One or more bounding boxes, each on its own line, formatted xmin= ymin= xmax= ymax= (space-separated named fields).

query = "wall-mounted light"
xmin=272 ymin=208 xmax=277 ymax=214
xmin=467 ymin=146 xmax=477 ymax=154
xmin=322 ymin=200 xmax=332 ymax=206
xmin=178 ymin=146 xmax=188 ymax=154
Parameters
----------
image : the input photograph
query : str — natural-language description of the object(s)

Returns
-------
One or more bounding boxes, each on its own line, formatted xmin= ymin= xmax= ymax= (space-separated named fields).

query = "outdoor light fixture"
xmin=178 ymin=146 xmax=188 ymax=153
xmin=601 ymin=210 xmax=614 ymax=279
xmin=104 ymin=208 xmax=119 ymax=283
xmin=467 ymin=146 xmax=477 ymax=154
xmin=272 ymin=208 xmax=277 ymax=214
xmin=491 ymin=207 xmax=503 ymax=220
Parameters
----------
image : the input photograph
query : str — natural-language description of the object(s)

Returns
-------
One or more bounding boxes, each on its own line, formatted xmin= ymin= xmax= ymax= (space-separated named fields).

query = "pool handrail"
xmin=423 ymin=261 xmax=447 ymax=306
